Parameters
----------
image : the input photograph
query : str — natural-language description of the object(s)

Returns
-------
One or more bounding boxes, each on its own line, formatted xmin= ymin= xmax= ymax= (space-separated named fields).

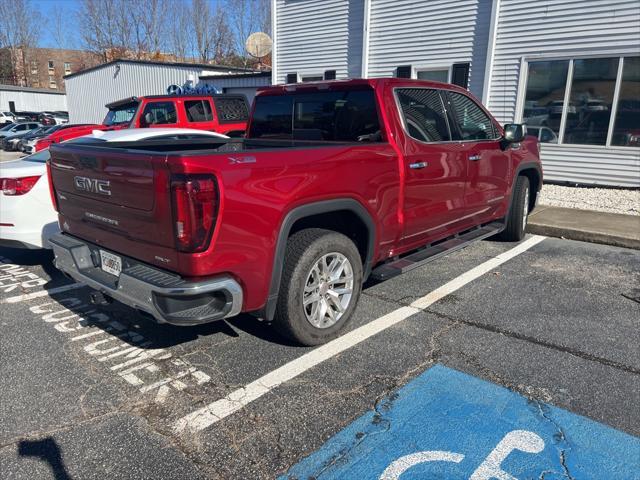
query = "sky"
xmin=32 ymin=0 xmax=81 ymax=48
xmin=31 ymin=0 xmax=227 ymax=50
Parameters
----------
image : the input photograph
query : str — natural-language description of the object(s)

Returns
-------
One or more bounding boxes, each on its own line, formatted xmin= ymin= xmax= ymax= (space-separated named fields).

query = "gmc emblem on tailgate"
xmin=74 ymin=176 xmax=111 ymax=196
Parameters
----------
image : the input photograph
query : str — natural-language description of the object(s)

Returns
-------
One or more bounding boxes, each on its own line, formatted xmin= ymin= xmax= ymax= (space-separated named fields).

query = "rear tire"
xmin=499 ymin=175 xmax=530 ymax=241
xmin=274 ymin=228 xmax=363 ymax=346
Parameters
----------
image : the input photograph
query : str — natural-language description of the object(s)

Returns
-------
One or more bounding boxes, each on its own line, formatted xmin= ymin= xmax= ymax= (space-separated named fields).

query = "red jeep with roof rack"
xmin=48 ymin=78 xmax=542 ymax=346
xmin=104 ymin=94 xmax=250 ymax=137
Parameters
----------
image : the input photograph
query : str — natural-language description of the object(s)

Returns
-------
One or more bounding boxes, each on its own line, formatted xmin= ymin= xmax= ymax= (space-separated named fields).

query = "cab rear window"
xmin=249 ymin=89 xmax=382 ymax=142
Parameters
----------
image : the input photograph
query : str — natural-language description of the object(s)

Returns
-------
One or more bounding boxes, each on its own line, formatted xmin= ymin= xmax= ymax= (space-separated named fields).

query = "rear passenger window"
xmin=396 ymin=88 xmax=451 ymax=142
xmin=446 ymin=92 xmax=498 ymax=141
xmin=141 ymin=101 xmax=177 ymax=126
xmin=185 ymin=100 xmax=213 ymax=122
xmin=213 ymin=97 xmax=249 ymax=123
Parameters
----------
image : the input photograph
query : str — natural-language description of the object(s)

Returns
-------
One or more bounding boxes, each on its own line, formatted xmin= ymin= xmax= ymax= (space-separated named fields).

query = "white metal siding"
xmin=0 ymin=89 xmax=67 ymax=112
xmin=275 ymin=0 xmax=365 ymax=83
xmin=366 ymin=0 xmax=492 ymax=97
xmin=541 ymin=144 xmax=640 ymax=187
xmin=223 ymin=87 xmax=259 ymax=106
xmin=200 ymin=74 xmax=271 ymax=109
xmin=489 ymin=0 xmax=640 ymax=186
xmin=66 ymin=63 xmax=234 ymax=123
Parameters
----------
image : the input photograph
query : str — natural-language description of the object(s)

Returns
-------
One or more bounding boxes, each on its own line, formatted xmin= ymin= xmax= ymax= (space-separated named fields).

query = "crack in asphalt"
xmin=422 ymin=308 xmax=640 ymax=376
xmin=532 ymin=401 xmax=576 ymax=480
xmin=365 ymin=288 xmax=639 ymax=375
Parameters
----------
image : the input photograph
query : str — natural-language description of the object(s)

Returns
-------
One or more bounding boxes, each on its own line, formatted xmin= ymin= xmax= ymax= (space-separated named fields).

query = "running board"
xmin=370 ymin=221 xmax=505 ymax=281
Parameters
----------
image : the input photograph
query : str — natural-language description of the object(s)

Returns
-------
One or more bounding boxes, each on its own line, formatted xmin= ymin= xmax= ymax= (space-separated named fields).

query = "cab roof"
xmin=257 ymin=78 xmax=471 ymax=96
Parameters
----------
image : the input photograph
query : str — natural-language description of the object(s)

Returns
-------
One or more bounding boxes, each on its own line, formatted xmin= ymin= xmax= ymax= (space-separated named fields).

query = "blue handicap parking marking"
xmin=282 ymin=365 xmax=640 ymax=479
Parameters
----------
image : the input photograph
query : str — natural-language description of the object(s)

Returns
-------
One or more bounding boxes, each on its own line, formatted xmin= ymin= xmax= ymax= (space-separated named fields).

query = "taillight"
xmin=171 ymin=175 xmax=218 ymax=253
xmin=46 ymin=160 xmax=58 ymax=211
xmin=0 ymin=175 xmax=41 ymax=195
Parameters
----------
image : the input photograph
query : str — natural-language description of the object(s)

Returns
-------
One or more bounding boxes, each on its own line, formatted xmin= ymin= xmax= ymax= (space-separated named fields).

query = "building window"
xmin=300 ymin=74 xmax=323 ymax=82
xmin=30 ymin=61 xmax=38 ymax=75
xmin=49 ymin=75 xmax=57 ymax=89
xmin=564 ymin=57 xmax=619 ymax=146
xmin=416 ymin=68 xmax=450 ymax=83
xmin=64 ymin=62 xmax=71 ymax=74
xmin=521 ymin=55 xmax=640 ymax=147
xmin=522 ymin=60 xmax=570 ymax=141
xmin=48 ymin=60 xmax=54 ymax=71
xmin=611 ymin=57 xmax=640 ymax=147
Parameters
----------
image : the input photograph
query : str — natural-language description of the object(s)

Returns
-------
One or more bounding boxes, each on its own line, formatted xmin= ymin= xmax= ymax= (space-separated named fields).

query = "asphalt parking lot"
xmin=0 ymin=150 xmax=25 ymax=163
xmin=0 ymin=235 xmax=638 ymax=479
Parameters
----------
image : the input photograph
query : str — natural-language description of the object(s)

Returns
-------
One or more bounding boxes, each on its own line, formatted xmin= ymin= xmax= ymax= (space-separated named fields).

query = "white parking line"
xmin=174 ymin=235 xmax=546 ymax=433
xmin=2 ymin=283 xmax=84 ymax=303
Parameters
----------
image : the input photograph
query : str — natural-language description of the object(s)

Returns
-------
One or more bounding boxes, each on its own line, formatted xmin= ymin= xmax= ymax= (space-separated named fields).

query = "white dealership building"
xmin=271 ymin=0 xmax=640 ymax=187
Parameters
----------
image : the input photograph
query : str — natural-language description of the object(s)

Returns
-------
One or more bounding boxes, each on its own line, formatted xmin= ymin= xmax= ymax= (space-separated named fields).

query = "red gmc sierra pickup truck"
xmin=48 ymin=78 xmax=542 ymax=346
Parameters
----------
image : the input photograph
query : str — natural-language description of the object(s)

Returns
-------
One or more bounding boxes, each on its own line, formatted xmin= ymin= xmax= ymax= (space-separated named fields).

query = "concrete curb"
xmin=526 ymin=205 xmax=640 ymax=250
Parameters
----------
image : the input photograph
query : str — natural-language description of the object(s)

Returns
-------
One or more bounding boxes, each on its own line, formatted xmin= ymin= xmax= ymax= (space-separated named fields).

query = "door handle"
xmin=409 ymin=162 xmax=428 ymax=169
xmin=468 ymin=154 xmax=481 ymax=161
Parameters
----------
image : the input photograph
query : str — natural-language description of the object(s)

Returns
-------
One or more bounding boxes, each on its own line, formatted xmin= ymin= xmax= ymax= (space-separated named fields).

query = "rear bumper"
xmin=49 ymin=233 xmax=243 ymax=326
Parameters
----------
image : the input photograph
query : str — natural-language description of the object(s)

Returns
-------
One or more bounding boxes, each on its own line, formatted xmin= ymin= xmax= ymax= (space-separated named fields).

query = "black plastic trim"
xmin=263 ymin=199 xmax=376 ymax=320
xmin=509 ymin=162 xmax=543 ymax=217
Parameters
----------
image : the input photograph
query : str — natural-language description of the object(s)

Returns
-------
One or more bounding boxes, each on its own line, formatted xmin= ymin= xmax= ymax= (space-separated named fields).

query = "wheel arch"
xmin=262 ymin=199 xmax=376 ymax=321
xmin=511 ymin=163 xmax=542 ymax=214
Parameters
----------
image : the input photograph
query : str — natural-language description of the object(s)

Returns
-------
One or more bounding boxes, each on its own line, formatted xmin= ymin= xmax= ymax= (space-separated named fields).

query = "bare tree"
xmin=228 ymin=0 xmax=271 ymax=66
xmin=169 ymin=6 xmax=191 ymax=62
xmin=77 ymin=0 xmax=124 ymax=61
xmin=78 ymin=0 xmax=174 ymax=61
xmin=0 ymin=0 xmax=43 ymax=85
xmin=191 ymin=0 xmax=234 ymax=64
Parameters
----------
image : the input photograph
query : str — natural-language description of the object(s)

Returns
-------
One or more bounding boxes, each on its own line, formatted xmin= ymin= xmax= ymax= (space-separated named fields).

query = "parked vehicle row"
xmin=0 ymin=110 xmax=68 ymax=126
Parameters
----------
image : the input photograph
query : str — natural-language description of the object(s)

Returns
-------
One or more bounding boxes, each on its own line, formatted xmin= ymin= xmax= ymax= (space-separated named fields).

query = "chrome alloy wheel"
xmin=302 ymin=252 xmax=354 ymax=329
xmin=522 ymin=186 xmax=529 ymax=232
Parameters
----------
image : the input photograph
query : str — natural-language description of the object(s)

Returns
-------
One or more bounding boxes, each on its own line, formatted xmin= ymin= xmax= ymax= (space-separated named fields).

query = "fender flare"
xmin=507 ymin=162 xmax=543 ymax=217
xmin=263 ymin=199 xmax=376 ymax=320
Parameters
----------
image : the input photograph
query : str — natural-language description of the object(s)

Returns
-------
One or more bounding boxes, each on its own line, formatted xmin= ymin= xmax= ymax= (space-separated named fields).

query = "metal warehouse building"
xmin=199 ymin=72 xmax=272 ymax=106
xmin=64 ymin=59 xmax=257 ymax=124
xmin=272 ymin=0 xmax=640 ymax=187
xmin=0 ymin=84 xmax=67 ymax=112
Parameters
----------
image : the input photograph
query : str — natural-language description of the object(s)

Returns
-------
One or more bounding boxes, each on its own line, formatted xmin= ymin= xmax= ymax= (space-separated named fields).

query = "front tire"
xmin=274 ymin=228 xmax=363 ymax=346
xmin=499 ymin=175 xmax=530 ymax=241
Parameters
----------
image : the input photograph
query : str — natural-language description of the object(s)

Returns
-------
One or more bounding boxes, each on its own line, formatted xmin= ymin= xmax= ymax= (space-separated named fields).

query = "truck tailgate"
xmin=49 ymin=144 xmax=179 ymax=269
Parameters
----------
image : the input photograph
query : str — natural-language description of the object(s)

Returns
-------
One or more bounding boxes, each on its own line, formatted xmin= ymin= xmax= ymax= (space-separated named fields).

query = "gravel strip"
xmin=539 ymin=183 xmax=640 ymax=216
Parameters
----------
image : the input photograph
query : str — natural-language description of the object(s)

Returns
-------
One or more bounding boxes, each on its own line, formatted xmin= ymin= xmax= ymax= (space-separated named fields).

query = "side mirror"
xmin=503 ymin=123 xmax=526 ymax=143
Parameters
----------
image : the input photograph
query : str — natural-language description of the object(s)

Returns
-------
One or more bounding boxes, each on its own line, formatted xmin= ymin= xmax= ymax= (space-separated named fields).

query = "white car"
xmin=0 ymin=111 xmax=16 ymax=125
xmin=0 ymin=128 xmax=229 ymax=249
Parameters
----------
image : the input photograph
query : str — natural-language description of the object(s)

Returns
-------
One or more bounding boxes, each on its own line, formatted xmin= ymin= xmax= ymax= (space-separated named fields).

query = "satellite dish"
xmin=245 ymin=32 xmax=272 ymax=59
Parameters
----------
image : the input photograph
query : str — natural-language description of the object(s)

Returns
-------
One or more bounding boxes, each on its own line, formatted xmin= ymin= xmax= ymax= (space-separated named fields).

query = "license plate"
xmin=99 ymin=250 xmax=122 ymax=277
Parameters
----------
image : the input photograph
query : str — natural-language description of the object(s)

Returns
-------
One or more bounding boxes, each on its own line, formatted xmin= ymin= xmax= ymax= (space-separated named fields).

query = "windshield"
xmin=0 ymin=123 xmax=16 ymax=131
xmin=249 ymin=88 xmax=382 ymax=142
xmin=103 ymin=102 xmax=138 ymax=126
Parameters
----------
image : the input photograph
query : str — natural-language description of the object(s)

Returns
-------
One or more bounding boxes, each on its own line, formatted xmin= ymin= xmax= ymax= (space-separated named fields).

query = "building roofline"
xmin=199 ymin=71 xmax=272 ymax=80
xmin=63 ymin=58 xmax=258 ymax=80
xmin=0 ymin=84 xmax=66 ymax=95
